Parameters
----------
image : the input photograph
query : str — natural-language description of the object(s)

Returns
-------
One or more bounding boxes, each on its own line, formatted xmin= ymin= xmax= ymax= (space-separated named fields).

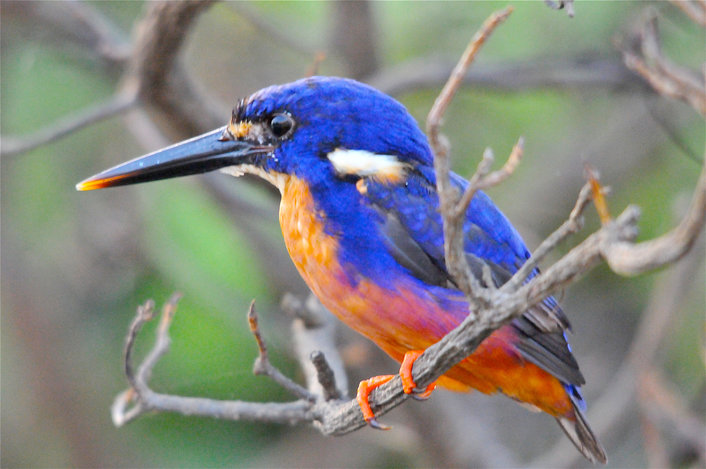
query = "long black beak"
xmin=76 ymin=127 xmax=273 ymax=191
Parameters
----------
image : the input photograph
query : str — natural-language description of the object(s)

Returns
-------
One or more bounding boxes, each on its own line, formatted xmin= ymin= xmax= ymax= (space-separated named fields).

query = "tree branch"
xmin=121 ymin=0 xmax=223 ymax=136
xmin=428 ymin=6 xmax=515 ymax=303
xmin=1 ymin=92 xmax=137 ymax=157
xmin=620 ymin=8 xmax=706 ymax=117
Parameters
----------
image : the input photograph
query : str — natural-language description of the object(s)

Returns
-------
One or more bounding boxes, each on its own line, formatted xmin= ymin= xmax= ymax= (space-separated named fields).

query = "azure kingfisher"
xmin=77 ymin=76 xmax=606 ymax=463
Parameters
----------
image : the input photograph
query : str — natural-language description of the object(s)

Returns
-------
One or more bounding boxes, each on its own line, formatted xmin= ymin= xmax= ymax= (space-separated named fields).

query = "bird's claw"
xmin=365 ymin=417 xmax=391 ymax=430
xmin=411 ymin=383 xmax=436 ymax=400
xmin=400 ymin=350 xmax=437 ymax=399
xmin=356 ymin=350 xmax=438 ymax=428
xmin=357 ymin=374 xmax=394 ymax=429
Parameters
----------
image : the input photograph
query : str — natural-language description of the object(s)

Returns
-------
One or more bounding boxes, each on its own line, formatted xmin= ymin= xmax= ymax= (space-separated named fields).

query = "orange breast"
xmin=278 ymin=175 xmax=573 ymax=418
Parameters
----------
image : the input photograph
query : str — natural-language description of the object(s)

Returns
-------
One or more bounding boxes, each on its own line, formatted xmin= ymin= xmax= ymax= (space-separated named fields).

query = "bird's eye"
xmin=268 ymin=113 xmax=294 ymax=138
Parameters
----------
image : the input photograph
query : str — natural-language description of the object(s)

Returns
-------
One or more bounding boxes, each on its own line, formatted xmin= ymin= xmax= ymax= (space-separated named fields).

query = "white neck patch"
xmin=327 ymin=148 xmax=408 ymax=181
xmin=220 ymin=164 xmax=287 ymax=193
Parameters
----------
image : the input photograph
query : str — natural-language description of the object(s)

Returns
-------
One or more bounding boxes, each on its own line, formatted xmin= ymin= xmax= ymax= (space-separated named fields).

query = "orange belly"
xmin=278 ymin=175 xmax=573 ymax=418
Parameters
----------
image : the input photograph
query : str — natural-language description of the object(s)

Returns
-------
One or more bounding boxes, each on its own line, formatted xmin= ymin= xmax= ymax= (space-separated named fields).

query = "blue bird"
xmin=77 ymin=76 xmax=607 ymax=463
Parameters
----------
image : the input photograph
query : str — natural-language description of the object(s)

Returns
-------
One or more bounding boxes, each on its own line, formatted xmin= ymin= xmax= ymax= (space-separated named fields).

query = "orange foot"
xmin=356 ymin=350 xmax=437 ymax=429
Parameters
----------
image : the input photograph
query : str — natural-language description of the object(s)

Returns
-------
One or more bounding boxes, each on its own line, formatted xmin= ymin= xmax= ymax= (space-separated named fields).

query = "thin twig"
xmin=502 ymin=182 xmax=592 ymax=294
xmin=427 ymin=6 xmax=514 ymax=301
xmin=454 ymin=137 xmax=524 ymax=219
xmin=287 ymin=294 xmax=349 ymax=400
xmin=123 ymin=298 xmax=156 ymax=389
xmin=620 ymin=10 xmax=706 ymax=116
xmin=310 ymin=351 xmax=342 ymax=401
xmin=1 ymin=92 xmax=137 ymax=157
xmin=248 ymin=301 xmax=316 ymax=402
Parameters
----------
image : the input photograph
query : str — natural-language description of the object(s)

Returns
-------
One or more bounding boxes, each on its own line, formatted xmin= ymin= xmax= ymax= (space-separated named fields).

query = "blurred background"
xmin=2 ymin=1 xmax=704 ymax=468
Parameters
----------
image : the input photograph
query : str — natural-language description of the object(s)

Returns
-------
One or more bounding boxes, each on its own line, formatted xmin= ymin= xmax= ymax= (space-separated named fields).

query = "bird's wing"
xmin=362 ymin=169 xmax=584 ymax=386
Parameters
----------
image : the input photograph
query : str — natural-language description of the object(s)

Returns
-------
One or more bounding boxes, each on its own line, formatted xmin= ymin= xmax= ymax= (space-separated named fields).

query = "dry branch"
xmin=620 ymin=8 xmax=706 ymax=116
xmin=122 ymin=0 xmax=223 ymax=135
xmin=1 ymin=92 xmax=137 ymax=157
xmin=428 ymin=6 xmax=515 ymax=302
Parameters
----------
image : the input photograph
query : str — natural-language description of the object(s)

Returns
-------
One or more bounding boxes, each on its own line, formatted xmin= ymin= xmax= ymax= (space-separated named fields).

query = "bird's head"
xmin=76 ymin=76 xmax=434 ymax=193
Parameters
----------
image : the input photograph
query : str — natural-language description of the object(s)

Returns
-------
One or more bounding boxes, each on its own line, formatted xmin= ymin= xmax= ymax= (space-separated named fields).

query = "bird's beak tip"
xmin=74 ymin=126 xmax=268 ymax=192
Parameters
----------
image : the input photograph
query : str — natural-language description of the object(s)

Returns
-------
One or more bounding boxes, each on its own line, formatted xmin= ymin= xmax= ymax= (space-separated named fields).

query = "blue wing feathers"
xmin=361 ymin=168 xmax=583 ymax=387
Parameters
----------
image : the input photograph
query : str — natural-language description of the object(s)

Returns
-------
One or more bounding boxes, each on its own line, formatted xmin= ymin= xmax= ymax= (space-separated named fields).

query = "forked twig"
xmin=428 ymin=6 xmax=515 ymax=301
xmin=247 ymin=301 xmax=316 ymax=402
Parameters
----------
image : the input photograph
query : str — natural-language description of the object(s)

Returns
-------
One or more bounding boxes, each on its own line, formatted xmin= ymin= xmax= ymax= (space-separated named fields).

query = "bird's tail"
xmin=555 ymin=399 xmax=607 ymax=464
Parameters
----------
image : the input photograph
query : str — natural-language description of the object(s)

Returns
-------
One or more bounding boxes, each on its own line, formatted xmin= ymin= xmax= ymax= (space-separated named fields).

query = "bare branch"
xmin=602 ymin=155 xmax=706 ymax=275
xmin=112 ymin=295 xmax=322 ymax=427
xmin=248 ymin=301 xmax=316 ymax=402
xmin=369 ymin=56 xmax=646 ymax=97
xmin=454 ymin=137 xmax=524 ymax=220
xmin=503 ymin=182 xmax=592 ymax=293
xmin=1 ymin=92 xmax=137 ymax=157
xmin=535 ymin=233 xmax=704 ymax=467
xmin=620 ymin=9 xmax=706 ymax=116
xmin=122 ymin=0 xmax=223 ymax=135
xmin=285 ymin=294 xmax=349 ymax=400
xmin=427 ymin=6 xmax=514 ymax=301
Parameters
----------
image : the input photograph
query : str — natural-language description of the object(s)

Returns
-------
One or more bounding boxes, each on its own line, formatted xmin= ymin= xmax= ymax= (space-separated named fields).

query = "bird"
xmin=77 ymin=76 xmax=606 ymax=463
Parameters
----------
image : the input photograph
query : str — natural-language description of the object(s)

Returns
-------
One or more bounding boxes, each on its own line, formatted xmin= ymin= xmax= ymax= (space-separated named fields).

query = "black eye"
xmin=268 ymin=113 xmax=294 ymax=138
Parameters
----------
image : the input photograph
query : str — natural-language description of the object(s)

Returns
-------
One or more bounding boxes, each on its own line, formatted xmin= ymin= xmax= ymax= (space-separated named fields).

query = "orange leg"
xmin=356 ymin=350 xmax=437 ymax=429
xmin=356 ymin=375 xmax=394 ymax=429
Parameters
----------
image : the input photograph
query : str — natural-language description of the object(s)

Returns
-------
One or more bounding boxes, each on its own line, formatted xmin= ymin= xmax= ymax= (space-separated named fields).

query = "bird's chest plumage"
xmin=278 ymin=175 xmax=461 ymax=354
xmin=278 ymin=176 xmax=339 ymax=279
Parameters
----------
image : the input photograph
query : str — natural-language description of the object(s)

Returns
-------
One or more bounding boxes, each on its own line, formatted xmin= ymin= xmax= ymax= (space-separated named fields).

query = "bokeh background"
xmin=2 ymin=1 xmax=704 ymax=468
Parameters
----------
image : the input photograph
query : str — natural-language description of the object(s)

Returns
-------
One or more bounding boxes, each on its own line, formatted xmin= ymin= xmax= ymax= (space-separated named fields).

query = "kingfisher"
xmin=77 ymin=76 xmax=606 ymax=463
